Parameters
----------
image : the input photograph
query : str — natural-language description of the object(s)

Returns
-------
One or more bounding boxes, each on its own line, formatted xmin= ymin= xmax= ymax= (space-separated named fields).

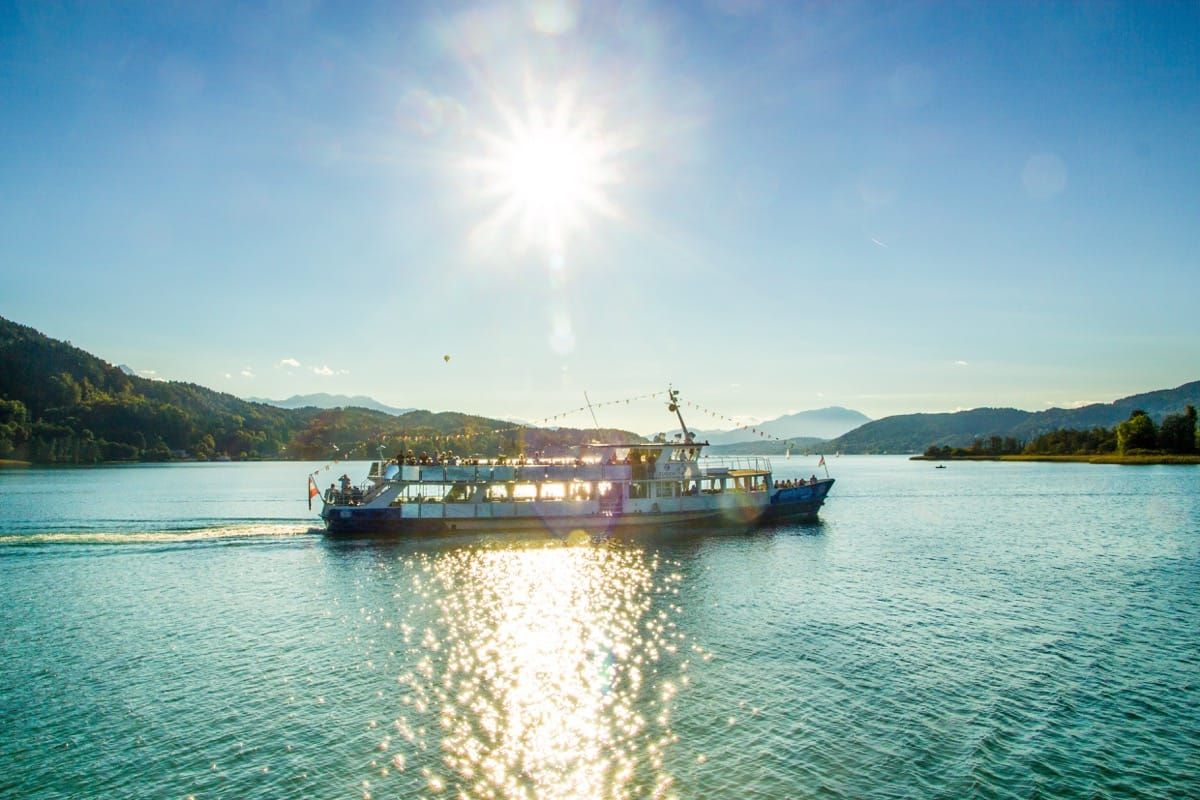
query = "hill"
xmin=824 ymin=382 xmax=1200 ymax=453
xmin=245 ymin=393 xmax=415 ymax=416
xmin=0 ymin=316 xmax=640 ymax=463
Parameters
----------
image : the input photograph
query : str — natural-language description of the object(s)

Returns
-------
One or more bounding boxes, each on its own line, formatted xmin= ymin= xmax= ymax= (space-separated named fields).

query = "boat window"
xmin=539 ymin=483 xmax=566 ymax=500
xmin=487 ymin=484 xmax=510 ymax=501
xmin=513 ymin=484 xmax=538 ymax=501
xmin=629 ymin=482 xmax=649 ymax=499
xmin=597 ymin=481 xmax=614 ymax=496
xmin=657 ymin=481 xmax=681 ymax=498
xmin=390 ymin=483 xmax=453 ymax=502
xmin=445 ymin=484 xmax=476 ymax=502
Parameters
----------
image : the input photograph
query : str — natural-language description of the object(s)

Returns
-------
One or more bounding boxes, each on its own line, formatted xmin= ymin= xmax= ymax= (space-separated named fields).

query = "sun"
xmin=467 ymin=91 xmax=624 ymax=264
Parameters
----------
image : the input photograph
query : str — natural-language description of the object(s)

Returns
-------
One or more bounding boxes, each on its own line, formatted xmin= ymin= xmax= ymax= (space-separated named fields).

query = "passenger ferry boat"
xmin=316 ymin=391 xmax=834 ymax=536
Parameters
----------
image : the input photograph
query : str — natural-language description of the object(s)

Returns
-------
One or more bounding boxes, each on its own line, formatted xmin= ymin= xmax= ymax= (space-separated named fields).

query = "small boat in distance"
xmin=315 ymin=390 xmax=834 ymax=536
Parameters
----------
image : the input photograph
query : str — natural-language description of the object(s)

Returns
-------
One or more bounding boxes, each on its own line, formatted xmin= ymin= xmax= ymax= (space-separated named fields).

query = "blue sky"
xmin=2 ymin=1 xmax=1197 ymax=431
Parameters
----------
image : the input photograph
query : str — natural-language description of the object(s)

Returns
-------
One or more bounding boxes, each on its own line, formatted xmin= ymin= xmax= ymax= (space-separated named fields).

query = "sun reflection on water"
xmin=377 ymin=541 xmax=684 ymax=799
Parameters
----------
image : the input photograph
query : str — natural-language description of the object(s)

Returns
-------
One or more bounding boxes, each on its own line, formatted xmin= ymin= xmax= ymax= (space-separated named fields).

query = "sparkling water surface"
xmin=1 ymin=458 xmax=1197 ymax=798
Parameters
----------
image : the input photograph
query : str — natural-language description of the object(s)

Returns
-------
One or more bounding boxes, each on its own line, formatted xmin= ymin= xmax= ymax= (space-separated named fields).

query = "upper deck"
xmin=366 ymin=448 xmax=771 ymax=485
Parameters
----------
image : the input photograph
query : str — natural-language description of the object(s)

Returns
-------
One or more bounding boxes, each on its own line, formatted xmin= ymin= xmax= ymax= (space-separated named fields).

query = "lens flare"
xmin=465 ymin=87 xmax=627 ymax=263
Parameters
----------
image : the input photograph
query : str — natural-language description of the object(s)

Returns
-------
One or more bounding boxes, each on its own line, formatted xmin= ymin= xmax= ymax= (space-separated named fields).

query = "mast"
xmin=667 ymin=386 xmax=692 ymax=441
xmin=584 ymin=391 xmax=602 ymax=438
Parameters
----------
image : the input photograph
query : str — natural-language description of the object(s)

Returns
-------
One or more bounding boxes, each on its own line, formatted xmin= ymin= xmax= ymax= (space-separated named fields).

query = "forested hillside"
xmin=0 ymin=316 xmax=639 ymax=463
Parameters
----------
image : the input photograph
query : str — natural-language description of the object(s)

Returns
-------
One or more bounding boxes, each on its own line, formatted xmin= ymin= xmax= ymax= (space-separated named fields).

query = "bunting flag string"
xmin=309 ymin=390 xmax=668 ymax=477
xmin=680 ymin=399 xmax=825 ymax=462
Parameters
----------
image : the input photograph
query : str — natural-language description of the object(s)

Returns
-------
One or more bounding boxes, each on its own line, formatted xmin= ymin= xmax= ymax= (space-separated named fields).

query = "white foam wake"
xmin=0 ymin=522 xmax=320 ymax=546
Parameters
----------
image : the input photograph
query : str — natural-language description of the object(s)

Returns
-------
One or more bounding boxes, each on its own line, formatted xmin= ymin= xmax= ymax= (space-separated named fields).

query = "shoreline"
xmin=910 ymin=454 xmax=1200 ymax=465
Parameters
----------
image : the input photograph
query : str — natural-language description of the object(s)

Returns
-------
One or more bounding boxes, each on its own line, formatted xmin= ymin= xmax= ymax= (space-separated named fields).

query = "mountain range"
xmin=823 ymin=382 xmax=1200 ymax=453
xmin=245 ymin=393 xmax=415 ymax=416
xmin=664 ymin=406 xmax=871 ymax=444
xmin=3 ymin=314 xmax=1196 ymax=461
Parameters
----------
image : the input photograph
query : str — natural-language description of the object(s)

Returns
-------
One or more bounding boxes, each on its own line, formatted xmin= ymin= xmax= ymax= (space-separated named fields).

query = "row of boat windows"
xmin=386 ymin=477 xmax=769 ymax=504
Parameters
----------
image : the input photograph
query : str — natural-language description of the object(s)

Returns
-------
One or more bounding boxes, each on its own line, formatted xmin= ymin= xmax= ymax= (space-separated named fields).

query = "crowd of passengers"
xmin=385 ymin=450 xmax=639 ymax=468
xmin=775 ymin=476 xmax=821 ymax=489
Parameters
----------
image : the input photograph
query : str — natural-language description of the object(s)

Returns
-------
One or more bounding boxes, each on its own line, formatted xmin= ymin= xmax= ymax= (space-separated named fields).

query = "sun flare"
xmin=467 ymin=92 xmax=625 ymax=263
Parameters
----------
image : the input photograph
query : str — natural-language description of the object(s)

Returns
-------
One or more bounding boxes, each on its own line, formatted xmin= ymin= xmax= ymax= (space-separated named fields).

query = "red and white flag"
xmin=308 ymin=476 xmax=320 ymax=509
xmin=817 ymin=455 xmax=826 ymax=467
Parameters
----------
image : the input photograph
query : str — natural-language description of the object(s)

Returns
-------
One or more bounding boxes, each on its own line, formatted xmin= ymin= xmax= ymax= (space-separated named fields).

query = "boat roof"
xmin=583 ymin=441 xmax=707 ymax=448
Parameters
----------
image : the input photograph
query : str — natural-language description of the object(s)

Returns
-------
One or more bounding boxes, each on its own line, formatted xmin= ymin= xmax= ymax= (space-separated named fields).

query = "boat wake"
xmin=0 ymin=522 xmax=320 ymax=547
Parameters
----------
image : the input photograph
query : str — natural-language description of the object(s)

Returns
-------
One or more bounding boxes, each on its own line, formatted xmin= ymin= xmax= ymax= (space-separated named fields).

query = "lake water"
xmin=1 ymin=457 xmax=1197 ymax=799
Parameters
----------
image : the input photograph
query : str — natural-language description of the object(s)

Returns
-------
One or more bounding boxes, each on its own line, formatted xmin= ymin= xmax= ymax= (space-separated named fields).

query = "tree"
xmin=1158 ymin=405 xmax=1197 ymax=454
xmin=1116 ymin=409 xmax=1157 ymax=453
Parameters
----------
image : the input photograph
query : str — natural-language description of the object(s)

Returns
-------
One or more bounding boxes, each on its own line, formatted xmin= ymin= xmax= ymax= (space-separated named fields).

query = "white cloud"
xmin=278 ymin=358 xmax=301 ymax=368
xmin=310 ymin=365 xmax=334 ymax=376
xmin=240 ymin=368 xmax=254 ymax=378
xmin=224 ymin=373 xmax=232 ymax=379
xmin=954 ymin=360 xmax=969 ymax=366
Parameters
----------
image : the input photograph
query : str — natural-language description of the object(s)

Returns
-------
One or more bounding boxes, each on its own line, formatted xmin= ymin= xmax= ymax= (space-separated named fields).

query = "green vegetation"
xmin=917 ymin=407 xmax=1198 ymax=463
xmin=0 ymin=316 xmax=641 ymax=464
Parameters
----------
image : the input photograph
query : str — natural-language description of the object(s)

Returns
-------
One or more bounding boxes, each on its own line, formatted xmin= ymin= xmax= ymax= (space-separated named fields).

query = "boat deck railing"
xmin=358 ymin=454 xmax=771 ymax=489
xmin=696 ymin=455 xmax=771 ymax=473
